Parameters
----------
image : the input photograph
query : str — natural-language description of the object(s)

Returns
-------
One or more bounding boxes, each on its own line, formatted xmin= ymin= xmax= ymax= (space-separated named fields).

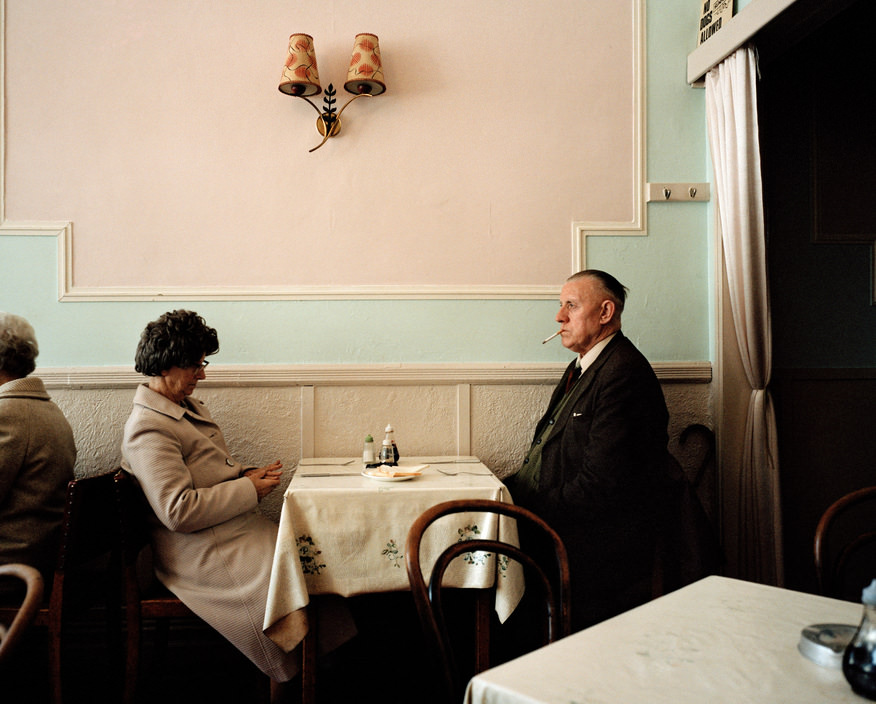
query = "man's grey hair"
xmin=567 ymin=270 xmax=628 ymax=315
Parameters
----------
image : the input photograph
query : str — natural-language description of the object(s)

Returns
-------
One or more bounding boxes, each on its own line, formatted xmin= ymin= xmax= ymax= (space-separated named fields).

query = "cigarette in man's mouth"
xmin=542 ymin=330 xmax=562 ymax=344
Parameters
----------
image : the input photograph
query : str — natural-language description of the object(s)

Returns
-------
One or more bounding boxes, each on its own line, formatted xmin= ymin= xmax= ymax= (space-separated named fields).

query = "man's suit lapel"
xmin=534 ymin=358 xmax=578 ymax=438
xmin=548 ymin=333 xmax=626 ymax=434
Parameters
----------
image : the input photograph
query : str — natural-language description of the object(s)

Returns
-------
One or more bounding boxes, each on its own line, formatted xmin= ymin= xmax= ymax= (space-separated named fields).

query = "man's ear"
xmin=599 ymin=299 xmax=615 ymax=324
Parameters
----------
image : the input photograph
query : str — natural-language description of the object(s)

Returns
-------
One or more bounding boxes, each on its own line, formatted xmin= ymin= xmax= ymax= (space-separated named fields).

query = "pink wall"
xmin=6 ymin=1 xmax=639 ymax=291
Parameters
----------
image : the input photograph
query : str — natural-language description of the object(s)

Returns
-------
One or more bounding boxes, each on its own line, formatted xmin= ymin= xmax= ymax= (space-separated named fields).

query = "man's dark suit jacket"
xmin=507 ymin=331 xmax=680 ymax=630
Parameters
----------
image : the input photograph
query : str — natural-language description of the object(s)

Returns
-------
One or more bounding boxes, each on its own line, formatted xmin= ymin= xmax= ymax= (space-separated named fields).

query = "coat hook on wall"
xmin=647 ymin=183 xmax=711 ymax=203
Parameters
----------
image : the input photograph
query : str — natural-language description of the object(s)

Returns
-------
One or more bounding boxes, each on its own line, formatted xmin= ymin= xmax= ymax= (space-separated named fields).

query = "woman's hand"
xmin=243 ymin=461 xmax=283 ymax=500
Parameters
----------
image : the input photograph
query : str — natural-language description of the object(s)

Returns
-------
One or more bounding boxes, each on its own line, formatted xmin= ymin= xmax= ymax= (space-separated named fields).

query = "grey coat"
xmin=0 ymin=376 xmax=76 ymax=584
xmin=121 ymin=384 xmax=298 ymax=681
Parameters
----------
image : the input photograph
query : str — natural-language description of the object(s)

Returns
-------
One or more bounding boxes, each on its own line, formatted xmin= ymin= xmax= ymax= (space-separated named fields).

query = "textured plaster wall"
xmin=471 ymin=385 xmax=555 ymax=477
xmin=313 ymin=385 xmax=459 ymax=458
xmin=49 ymin=380 xmax=712 ymax=523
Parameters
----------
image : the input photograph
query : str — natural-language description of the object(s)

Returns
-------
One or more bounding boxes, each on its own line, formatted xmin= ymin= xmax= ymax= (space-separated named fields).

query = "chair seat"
xmin=139 ymin=584 xmax=193 ymax=619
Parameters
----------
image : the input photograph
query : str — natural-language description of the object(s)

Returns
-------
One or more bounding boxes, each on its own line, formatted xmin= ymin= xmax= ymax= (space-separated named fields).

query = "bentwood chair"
xmin=405 ymin=499 xmax=571 ymax=702
xmin=113 ymin=469 xmax=271 ymax=704
xmin=0 ymin=470 xmax=125 ymax=704
xmin=814 ymin=485 xmax=876 ymax=601
xmin=113 ymin=469 xmax=199 ymax=704
xmin=0 ymin=563 xmax=45 ymax=664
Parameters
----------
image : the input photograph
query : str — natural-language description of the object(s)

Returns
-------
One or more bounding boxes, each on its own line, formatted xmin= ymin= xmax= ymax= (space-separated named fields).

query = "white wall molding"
xmin=37 ymin=360 xmax=712 ymax=390
xmin=300 ymin=385 xmax=316 ymax=458
xmin=0 ymin=219 xmax=561 ymax=300
xmin=457 ymin=383 xmax=472 ymax=456
xmin=0 ymin=220 xmax=73 ymax=300
xmin=58 ymin=282 xmax=563 ymax=302
xmin=571 ymin=0 xmax=647 ymax=272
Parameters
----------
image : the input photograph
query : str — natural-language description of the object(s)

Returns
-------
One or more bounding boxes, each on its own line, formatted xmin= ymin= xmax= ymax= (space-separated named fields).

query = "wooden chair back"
xmin=0 ymin=563 xmax=45 ymax=663
xmin=113 ymin=469 xmax=198 ymax=704
xmin=113 ymin=469 xmax=270 ymax=704
xmin=405 ymin=499 xmax=570 ymax=702
xmin=814 ymin=485 xmax=876 ymax=600
xmin=0 ymin=470 xmax=123 ymax=704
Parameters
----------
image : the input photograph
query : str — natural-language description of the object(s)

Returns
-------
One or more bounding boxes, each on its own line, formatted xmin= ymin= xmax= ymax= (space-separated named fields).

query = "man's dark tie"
xmin=565 ymin=364 xmax=581 ymax=394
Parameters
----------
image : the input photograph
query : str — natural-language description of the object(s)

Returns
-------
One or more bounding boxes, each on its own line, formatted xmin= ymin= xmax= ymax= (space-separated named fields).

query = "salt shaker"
xmin=843 ymin=578 xmax=876 ymax=700
xmin=362 ymin=435 xmax=375 ymax=464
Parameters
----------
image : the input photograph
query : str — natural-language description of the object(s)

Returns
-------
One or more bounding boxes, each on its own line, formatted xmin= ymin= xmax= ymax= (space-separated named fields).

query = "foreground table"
xmin=264 ymin=456 xmax=524 ymax=652
xmin=465 ymin=575 xmax=863 ymax=704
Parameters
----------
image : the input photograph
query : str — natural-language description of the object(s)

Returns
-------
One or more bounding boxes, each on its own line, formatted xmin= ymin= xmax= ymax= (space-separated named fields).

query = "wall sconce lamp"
xmin=279 ymin=33 xmax=385 ymax=152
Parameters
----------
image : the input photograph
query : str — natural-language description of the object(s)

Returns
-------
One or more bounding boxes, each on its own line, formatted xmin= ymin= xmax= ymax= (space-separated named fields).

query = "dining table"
xmin=263 ymin=456 xmax=525 ymax=656
xmin=464 ymin=575 xmax=865 ymax=704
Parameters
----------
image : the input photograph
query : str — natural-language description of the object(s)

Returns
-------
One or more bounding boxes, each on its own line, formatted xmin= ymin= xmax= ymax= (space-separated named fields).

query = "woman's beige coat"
xmin=121 ymin=384 xmax=298 ymax=681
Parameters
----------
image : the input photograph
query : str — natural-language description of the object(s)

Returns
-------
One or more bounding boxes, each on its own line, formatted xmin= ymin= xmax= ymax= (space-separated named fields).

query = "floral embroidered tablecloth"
xmin=264 ymin=457 xmax=525 ymax=652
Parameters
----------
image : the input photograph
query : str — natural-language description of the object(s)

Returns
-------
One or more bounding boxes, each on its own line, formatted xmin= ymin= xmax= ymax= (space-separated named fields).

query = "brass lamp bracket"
xmin=316 ymin=116 xmax=341 ymax=138
xmin=294 ymin=83 xmax=372 ymax=152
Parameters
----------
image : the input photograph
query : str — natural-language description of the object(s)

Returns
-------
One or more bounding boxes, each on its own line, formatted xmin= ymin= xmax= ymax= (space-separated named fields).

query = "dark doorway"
xmin=757 ymin=0 xmax=876 ymax=594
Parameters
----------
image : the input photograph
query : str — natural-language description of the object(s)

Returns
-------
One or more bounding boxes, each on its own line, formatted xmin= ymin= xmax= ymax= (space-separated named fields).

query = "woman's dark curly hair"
xmin=134 ymin=310 xmax=219 ymax=377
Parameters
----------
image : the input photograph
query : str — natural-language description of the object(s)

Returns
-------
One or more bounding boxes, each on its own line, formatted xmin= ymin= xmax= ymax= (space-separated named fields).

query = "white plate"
xmin=361 ymin=470 xmax=420 ymax=482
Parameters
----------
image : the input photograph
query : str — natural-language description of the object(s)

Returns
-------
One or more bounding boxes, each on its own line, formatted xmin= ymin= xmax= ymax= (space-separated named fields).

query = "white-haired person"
xmin=0 ymin=312 xmax=76 ymax=594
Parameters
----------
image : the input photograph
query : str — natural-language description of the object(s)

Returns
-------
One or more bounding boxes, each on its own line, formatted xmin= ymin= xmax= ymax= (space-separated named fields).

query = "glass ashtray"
xmin=798 ymin=623 xmax=857 ymax=668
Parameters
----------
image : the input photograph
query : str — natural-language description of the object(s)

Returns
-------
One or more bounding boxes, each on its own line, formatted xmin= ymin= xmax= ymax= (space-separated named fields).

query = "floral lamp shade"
xmin=344 ymin=33 xmax=385 ymax=96
xmin=279 ymin=33 xmax=322 ymax=97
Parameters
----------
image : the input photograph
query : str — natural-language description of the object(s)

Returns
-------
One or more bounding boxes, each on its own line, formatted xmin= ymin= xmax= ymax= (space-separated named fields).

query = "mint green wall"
xmin=1 ymin=0 xmax=711 ymax=367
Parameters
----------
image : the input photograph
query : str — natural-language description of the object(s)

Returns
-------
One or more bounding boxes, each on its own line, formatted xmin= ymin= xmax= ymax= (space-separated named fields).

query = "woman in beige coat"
xmin=120 ymin=310 xmax=296 ymax=695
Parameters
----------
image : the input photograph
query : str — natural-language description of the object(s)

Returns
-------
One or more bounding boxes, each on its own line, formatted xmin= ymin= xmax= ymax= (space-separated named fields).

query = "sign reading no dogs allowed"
xmin=697 ymin=0 xmax=733 ymax=46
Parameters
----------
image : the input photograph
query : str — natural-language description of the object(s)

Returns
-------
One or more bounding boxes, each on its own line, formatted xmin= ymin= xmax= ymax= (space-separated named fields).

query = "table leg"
xmin=475 ymin=589 xmax=491 ymax=673
xmin=301 ymin=602 xmax=318 ymax=704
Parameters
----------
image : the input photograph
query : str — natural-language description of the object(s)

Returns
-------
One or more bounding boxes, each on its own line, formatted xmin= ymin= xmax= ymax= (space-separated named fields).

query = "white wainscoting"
xmin=43 ymin=361 xmax=713 ymax=523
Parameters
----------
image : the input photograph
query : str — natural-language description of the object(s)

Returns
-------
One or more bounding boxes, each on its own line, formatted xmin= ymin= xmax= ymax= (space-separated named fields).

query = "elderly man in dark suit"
xmin=506 ymin=270 xmax=691 ymax=631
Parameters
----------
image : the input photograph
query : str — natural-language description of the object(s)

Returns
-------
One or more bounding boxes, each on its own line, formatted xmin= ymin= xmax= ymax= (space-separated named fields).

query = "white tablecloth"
xmin=264 ymin=457 xmax=524 ymax=652
xmin=465 ymin=575 xmax=863 ymax=704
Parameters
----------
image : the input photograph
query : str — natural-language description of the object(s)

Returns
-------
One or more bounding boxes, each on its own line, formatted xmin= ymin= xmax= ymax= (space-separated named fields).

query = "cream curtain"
xmin=705 ymin=45 xmax=783 ymax=585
